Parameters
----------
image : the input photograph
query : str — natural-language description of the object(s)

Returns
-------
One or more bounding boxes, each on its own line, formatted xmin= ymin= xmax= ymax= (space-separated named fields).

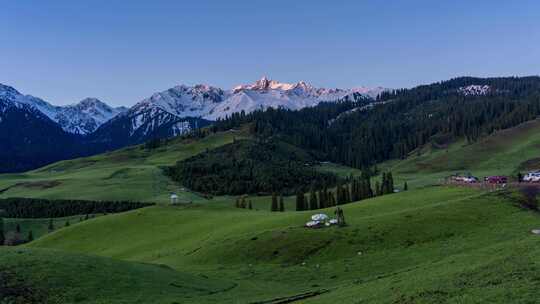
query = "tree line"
xmin=292 ymin=172 xmax=397 ymax=211
xmin=0 ymin=198 xmax=154 ymax=218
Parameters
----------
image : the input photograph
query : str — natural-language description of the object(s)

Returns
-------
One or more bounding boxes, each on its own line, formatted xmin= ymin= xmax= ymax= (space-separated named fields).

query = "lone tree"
xmin=279 ymin=195 xmax=285 ymax=212
xmin=48 ymin=219 xmax=54 ymax=232
xmin=248 ymin=200 xmax=253 ymax=210
xmin=65 ymin=220 xmax=70 ymax=227
xmin=0 ymin=216 xmax=4 ymax=246
xmin=296 ymin=191 xmax=306 ymax=211
xmin=403 ymin=181 xmax=408 ymax=191
xmin=271 ymin=192 xmax=278 ymax=212
xmin=16 ymin=224 xmax=21 ymax=233
xmin=520 ymin=185 xmax=539 ymax=210
xmin=27 ymin=230 xmax=33 ymax=242
xmin=309 ymin=186 xmax=318 ymax=210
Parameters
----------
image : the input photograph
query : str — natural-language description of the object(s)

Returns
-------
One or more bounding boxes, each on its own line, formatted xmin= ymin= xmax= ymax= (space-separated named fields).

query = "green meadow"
xmin=1 ymin=186 xmax=536 ymax=303
xmin=2 ymin=121 xmax=540 ymax=303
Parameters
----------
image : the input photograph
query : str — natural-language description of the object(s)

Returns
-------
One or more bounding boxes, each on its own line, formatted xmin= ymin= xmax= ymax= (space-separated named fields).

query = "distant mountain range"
xmin=0 ymin=84 xmax=126 ymax=135
xmin=0 ymin=78 xmax=384 ymax=172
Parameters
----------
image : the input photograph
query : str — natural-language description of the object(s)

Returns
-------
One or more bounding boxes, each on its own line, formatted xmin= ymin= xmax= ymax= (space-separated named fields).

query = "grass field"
xmin=378 ymin=118 xmax=540 ymax=188
xmin=0 ymin=129 xmax=247 ymax=204
xmin=19 ymin=186 xmax=540 ymax=303
xmin=3 ymin=214 xmax=102 ymax=241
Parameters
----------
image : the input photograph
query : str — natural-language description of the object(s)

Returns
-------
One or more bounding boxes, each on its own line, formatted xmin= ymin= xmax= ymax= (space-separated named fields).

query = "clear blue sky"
xmin=1 ymin=0 xmax=539 ymax=106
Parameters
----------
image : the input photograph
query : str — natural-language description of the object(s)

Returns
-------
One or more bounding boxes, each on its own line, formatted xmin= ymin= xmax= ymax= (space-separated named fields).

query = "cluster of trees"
xmin=143 ymin=137 xmax=169 ymax=150
xmin=0 ymin=221 xmax=33 ymax=246
xmin=0 ymin=205 xmax=103 ymax=246
xmin=166 ymin=139 xmax=338 ymax=195
xmin=211 ymin=77 xmax=540 ymax=169
xmin=0 ymin=198 xmax=153 ymax=218
xmin=293 ymin=172 xmax=398 ymax=211
xmin=0 ymin=217 xmax=4 ymax=246
xmin=235 ymin=196 xmax=253 ymax=210
xmin=270 ymin=193 xmax=285 ymax=212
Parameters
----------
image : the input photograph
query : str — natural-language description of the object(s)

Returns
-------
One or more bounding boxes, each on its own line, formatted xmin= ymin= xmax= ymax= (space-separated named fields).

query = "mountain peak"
xmin=233 ymin=77 xmax=298 ymax=92
xmin=0 ymin=83 xmax=22 ymax=100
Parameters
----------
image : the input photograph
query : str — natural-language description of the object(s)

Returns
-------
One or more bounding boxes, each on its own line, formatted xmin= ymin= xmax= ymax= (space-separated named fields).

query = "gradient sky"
xmin=1 ymin=0 xmax=539 ymax=106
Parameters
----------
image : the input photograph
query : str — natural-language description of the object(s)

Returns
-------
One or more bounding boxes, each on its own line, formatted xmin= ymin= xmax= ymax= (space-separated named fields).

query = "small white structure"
xmin=170 ymin=193 xmax=179 ymax=204
xmin=311 ymin=214 xmax=329 ymax=222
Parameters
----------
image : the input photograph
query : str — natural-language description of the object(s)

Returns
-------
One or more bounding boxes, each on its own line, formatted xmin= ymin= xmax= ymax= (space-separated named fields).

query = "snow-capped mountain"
xmin=129 ymin=77 xmax=384 ymax=121
xmin=0 ymin=84 xmax=125 ymax=134
xmin=0 ymin=78 xmax=384 ymax=172
xmin=54 ymin=98 xmax=127 ymax=134
xmin=99 ymin=77 xmax=382 ymax=141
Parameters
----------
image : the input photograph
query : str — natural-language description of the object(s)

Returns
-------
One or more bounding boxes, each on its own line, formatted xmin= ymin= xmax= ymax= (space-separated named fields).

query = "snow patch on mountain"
xmin=458 ymin=85 xmax=490 ymax=96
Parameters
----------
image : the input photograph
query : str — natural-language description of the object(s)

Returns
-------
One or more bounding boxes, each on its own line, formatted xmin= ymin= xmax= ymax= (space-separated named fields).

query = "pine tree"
xmin=345 ymin=184 xmax=351 ymax=203
xmin=0 ymin=217 xmax=4 ymax=246
xmin=65 ymin=220 xmax=70 ymax=227
xmin=309 ymin=186 xmax=318 ymax=210
xmin=381 ymin=172 xmax=387 ymax=194
xmin=329 ymin=191 xmax=336 ymax=206
xmin=271 ymin=192 xmax=278 ymax=212
xmin=321 ymin=185 xmax=329 ymax=208
xmin=367 ymin=177 xmax=373 ymax=197
xmin=336 ymin=182 xmax=344 ymax=205
xmin=296 ymin=191 xmax=305 ymax=211
xmin=317 ymin=190 xmax=325 ymax=209
xmin=279 ymin=195 xmax=285 ymax=212
xmin=48 ymin=219 xmax=54 ymax=232
xmin=16 ymin=223 xmax=21 ymax=233
xmin=27 ymin=230 xmax=33 ymax=242
xmin=403 ymin=181 xmax=408 ymax=191
xmin=248 ymin=200 xmax=253 ymax=209
xmin=352 ymin=179 xmax=359 ymax=202
xmin=387 ymin=172 xmax=394 ymax=193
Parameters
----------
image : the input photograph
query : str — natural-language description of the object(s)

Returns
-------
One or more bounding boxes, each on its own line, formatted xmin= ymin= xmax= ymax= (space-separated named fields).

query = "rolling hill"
xmin=16 ymin=186 xmax=540 ymax=303
xmin=379 ymin=117 xmax=540 ymax=188
xmin=0 ymin=128 xmax=248 ymax=203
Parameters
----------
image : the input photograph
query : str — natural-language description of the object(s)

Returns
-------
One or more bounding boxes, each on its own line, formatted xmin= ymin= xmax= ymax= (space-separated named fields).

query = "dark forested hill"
xmin=0 ymin=101 xmax=88 ymax=173
xmin=166 ymin=139 xmax=337 ymax=195
xmin=212 ymin=76 xmax=540 ymax=169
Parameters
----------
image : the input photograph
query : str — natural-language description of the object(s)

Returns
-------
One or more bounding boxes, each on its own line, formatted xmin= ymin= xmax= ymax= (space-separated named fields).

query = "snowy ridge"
xmin=1 ymin=78 xmax=386 ymax=139
xmin=0 ymin=84 xmax=125 ymax=134
xmin=114 ymin=77 xmax=385 ymax=137
xmin=130 ymin=77 xmax=386 ymax=121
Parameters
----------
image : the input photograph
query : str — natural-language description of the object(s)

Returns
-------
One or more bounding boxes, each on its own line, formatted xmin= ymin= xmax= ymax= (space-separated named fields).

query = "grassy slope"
xmin=27 ymin=186 xmax=540 ymax=303
xmin=379 ymin=118 xmax=540 ymax=188
xmin=0 ymin=130 xmax=247 ymax=203
xmin=0 ymin=247 xmax=233 ymax=304
xmin=4 ymin=215 xmax=102 ymax=241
